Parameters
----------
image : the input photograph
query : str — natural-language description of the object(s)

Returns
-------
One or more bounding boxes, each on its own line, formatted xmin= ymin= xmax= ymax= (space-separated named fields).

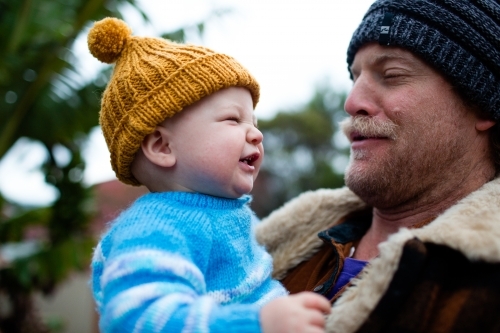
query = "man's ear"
xmin=141 ymin=126 xmax=176 ymax=167
xmin=476 ymin=118 xmax=496 ymax=132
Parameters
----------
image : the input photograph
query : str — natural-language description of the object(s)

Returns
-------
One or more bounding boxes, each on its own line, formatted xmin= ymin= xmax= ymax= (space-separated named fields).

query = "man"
xmin=256 ymin=0 xmax=500 ymax=332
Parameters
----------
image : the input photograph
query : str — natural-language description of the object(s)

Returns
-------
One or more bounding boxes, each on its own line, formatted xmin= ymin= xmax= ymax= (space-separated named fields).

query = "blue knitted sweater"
xmin=91 ymin=192 xmax=287 ymax=332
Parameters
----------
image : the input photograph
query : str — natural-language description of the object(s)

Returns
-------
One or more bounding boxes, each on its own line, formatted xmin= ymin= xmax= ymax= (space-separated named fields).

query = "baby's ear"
xmin=141 ymin=126 xmax=176 ymax=167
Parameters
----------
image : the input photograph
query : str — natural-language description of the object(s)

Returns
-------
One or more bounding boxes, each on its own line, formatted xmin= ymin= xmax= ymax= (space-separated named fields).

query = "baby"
xmin=87 ymin=17 xmax=330 ymax=333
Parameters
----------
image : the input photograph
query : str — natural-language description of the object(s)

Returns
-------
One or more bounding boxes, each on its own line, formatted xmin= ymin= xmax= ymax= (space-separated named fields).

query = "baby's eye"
xmin=225 ymin=117 xmax=239 ymax=122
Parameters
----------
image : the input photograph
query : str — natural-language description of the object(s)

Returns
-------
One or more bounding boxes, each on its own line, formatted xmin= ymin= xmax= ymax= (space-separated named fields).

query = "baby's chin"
xmin=214 ymin=184 xmax=254 ymax=200
xmin=165 ymin=179 xmax=255 ymax=199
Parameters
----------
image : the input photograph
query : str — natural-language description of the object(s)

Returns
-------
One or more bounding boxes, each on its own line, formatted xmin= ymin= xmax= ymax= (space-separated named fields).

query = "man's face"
xmin=342 ymin=43 xmax=481 ymax=208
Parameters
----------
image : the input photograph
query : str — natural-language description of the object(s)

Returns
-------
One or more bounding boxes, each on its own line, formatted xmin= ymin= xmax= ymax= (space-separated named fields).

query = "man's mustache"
xmin=340 ymin=116 xmax=399 ymax=141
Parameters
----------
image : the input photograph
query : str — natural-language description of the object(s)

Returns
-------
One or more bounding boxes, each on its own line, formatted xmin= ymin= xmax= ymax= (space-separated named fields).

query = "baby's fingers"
xmin=297 ymin=292 xmax=331 ymax=314
xmin=308 ymin=309 xmax=327 ymax=328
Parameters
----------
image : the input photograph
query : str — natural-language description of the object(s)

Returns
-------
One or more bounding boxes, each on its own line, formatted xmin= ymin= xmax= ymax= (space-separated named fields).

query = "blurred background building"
xmin=0 ymin=0 xmax=372 ymax=331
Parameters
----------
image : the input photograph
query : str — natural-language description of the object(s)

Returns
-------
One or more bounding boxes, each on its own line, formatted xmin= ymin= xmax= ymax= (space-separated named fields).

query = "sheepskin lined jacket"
xmin=256 ymin=178 xmax=500 ymax=333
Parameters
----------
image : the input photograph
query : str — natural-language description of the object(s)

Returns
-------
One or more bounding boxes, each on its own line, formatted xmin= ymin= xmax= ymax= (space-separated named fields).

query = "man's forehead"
xmin=351 ymin=44 xmax=425 ymax=70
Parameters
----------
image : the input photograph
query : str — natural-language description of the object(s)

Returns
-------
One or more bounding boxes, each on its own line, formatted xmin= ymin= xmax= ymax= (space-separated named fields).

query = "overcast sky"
xmin=0 ymin=0 xmax=374 ymax=206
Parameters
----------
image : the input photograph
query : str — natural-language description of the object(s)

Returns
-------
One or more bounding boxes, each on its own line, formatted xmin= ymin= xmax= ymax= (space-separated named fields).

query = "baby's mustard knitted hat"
xmin=87 ymin=17 xmax=260 ymax=186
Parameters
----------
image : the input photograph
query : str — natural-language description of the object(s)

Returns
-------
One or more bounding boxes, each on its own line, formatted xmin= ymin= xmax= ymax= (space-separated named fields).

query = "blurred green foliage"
xmin=252 ymin=82 xmax=349 ymax=218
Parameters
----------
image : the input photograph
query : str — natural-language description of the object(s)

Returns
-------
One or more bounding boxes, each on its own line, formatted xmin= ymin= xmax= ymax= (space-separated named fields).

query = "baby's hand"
xmin=260 ymin=292 xmax=331 ymax=333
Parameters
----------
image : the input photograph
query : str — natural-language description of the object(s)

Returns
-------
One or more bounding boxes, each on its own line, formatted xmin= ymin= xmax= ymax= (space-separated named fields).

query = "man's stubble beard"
xmin=343 ymin=116 xmax=465 ymax=210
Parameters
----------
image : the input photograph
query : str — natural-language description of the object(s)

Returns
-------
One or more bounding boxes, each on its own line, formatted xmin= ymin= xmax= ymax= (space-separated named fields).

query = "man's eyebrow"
xmin=351 ymin=52 xmax=419 ymax=73
xmin=371 ymin=53 xmax=415 ymax=66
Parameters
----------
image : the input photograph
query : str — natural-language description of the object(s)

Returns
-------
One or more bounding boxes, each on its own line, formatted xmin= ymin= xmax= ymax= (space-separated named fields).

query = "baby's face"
xmin=162 ymin=87 xmax=263 ymax=199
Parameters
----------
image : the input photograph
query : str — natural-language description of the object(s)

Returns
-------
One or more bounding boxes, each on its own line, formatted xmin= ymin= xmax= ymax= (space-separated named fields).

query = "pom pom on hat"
xmin=88 ymin=17 xmax=132 ymax=64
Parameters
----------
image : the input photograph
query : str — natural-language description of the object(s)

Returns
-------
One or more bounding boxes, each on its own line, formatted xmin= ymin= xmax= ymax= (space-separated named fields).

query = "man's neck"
xmin=352 ymin=170 xmax=495 ymax=261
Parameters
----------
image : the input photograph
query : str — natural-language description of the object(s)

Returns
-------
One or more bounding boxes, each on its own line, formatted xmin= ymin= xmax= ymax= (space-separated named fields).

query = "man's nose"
xmin=344 ymin=75 xmax=379 ymax=117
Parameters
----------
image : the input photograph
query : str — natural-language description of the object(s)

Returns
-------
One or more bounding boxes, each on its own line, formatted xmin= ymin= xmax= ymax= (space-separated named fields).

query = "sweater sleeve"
xmin=94 ymin=208 xmax=263 ymax=333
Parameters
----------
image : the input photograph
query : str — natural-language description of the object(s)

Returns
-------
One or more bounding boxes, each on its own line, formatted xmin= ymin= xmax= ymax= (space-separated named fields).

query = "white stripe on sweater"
xmin=181 ymin=297 xmax=213 ymax=333
xmin=132 ymin=293 xmax=196 ymax=333
xmin=101 ymin=249 xmax=205 ymax=292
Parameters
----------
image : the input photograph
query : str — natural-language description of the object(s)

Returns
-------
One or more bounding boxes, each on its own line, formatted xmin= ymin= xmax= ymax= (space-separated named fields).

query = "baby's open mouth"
xmin=240 ymin=153 xmax=259 ymax=166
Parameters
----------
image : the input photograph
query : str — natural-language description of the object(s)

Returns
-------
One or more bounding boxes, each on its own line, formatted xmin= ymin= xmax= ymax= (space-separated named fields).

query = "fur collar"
xmin=256 ymin=178 xmax=500 ymax=333
xmin=256 ymin=187 xmax=368 ymax=280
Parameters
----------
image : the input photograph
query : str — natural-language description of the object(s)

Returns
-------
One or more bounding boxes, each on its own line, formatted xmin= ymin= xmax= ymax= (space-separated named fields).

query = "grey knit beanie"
xmin=347 ymin=0 xmax=500 ymax=120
